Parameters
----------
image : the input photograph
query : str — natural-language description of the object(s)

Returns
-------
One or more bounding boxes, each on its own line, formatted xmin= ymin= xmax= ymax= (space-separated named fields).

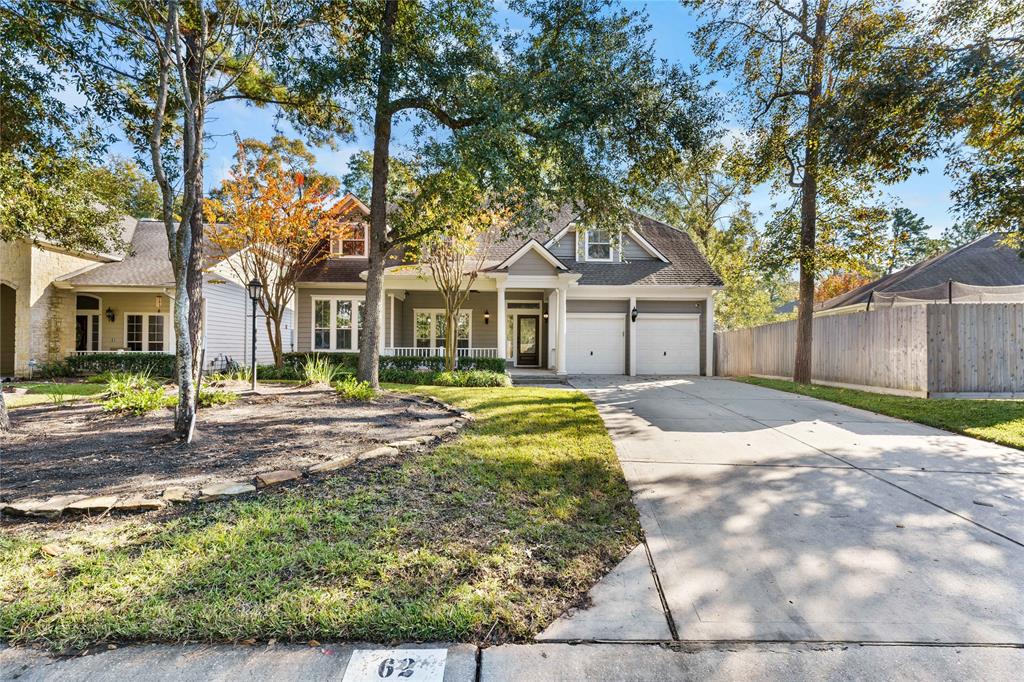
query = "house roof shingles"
xmin=819 ymin=233 xmax=1024 ymax=310
xmin=65 ymin=220 xmax=176 ymax=287
xmin=297 ymin=208 xmax=724 ymax=288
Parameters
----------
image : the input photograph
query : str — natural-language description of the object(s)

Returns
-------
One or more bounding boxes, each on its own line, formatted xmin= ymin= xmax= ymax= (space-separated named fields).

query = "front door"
xmin=517 ymin=315 xmax=539 ymax=366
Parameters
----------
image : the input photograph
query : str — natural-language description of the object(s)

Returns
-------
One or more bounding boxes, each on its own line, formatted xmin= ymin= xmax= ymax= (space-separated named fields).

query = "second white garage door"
xmin=637 ymin=315 xmax=701 ymax=375
xmin=566 ymin=314 xmax=625 ymax=374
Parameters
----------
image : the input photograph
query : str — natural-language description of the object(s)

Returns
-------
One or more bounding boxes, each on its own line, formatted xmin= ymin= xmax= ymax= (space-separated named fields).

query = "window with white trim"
xmin=125 ymin=313 xmax=166 ymax=352
xmin=330 ymin=221 xmax=367 ymax=257
xmin=312 ymin=296 xmax=364 ymax=351
xmin=414 ymin=310 xmax=471 ymax=349
xmin=584 ymin=228 xmax=612 ymax=261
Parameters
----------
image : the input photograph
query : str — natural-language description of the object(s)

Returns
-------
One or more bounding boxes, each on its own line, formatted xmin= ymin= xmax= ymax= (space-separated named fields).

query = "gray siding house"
xmin=294 ymin=195 xmax=723 ymax=376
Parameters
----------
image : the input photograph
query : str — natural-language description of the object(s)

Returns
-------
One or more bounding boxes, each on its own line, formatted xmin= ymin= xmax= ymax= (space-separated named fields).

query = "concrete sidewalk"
xmin=4 ymin=641 xmax=1022 ymax=681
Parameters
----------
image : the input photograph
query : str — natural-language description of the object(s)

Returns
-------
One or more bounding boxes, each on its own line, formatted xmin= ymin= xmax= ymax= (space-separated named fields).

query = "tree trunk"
xmin=0 ymin=392 xmax=10 ymax=432
xmin=173 ymin=31 xmax=206 ymax=437
xmin=357 ymin=0 xmax=399 ymax=389
xmin=265 ymin=311 xmax=284 ymax=367
xmin=445 ymin=307 xmax=457 ymax=372
xmin=793 ymin=3 xmax=828 ymax=386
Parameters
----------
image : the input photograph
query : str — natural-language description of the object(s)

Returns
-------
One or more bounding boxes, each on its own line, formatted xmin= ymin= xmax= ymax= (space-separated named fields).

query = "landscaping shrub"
xmin=36 ymin=361 xmax=72 ymax=379
xmin=283 ymin=352 xmax=360 ymax=371
xmin=101 ymin=371 xmax=173 ymax=415
xmin=456 ymin=356 xmax=507 ymax=372
xmin=197 ymin=386 xmax=238 ymax=408
xmin=83 ymin=372 xmax=114 ymax=384
xmin=303 ymin=356 xmax=343 ymax=384
xmin=379 ymin=368 xmax=511 ymax=387
xmin=64 ymin=352 xmax=175 ymax=377
xmin=435 ymin=370 xmax=511 ymax=387
xmin=334 ymin=376 xmax=377 ymax=401
xmin=281 ymin=352 xmax=505 ymax=373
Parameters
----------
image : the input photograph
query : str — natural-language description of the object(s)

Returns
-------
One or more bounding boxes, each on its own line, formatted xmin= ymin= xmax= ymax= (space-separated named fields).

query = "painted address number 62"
xmin=378 ymin=657 xmax=416 ymax=678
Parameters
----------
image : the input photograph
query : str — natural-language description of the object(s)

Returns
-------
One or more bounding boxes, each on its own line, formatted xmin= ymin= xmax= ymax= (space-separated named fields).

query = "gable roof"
xmin=295 ymin=202 xmax=724 ymax=287
xmin=60 ymin=220 xmax=176 ymax=287
xmin=493 ymin=239 xmax=569 ymax=271
xmin=818 ymin=233 xmax=1024 ymax=311
xmin=59 ymin=219 xmax=238 ymax=288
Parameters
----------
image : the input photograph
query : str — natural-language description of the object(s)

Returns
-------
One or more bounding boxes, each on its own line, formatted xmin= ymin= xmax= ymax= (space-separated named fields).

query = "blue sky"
xmin=95 ymin=0 xmax=955 ymax=236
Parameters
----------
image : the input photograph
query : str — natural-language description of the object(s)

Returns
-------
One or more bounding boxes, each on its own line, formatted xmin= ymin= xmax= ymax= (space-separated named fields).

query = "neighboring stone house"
xmin=294 ymin=195 xmax=723 ymax=376
xmin=0 ymin=219 xmax=292 ymax=378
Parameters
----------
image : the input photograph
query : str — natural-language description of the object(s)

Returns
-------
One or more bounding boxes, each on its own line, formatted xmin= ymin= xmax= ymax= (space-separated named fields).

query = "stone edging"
xmin=1 ymin=397 xmax=472 ymax=522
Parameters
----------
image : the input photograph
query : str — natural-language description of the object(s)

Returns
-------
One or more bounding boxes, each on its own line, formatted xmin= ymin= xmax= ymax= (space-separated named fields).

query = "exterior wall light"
xmin=484 ymin=310 xmax=490 ymax=325
xmin=631 ymin=306 xmax=639 ymax=322
xmin=105 ymin=308 xmax=115 ymax=323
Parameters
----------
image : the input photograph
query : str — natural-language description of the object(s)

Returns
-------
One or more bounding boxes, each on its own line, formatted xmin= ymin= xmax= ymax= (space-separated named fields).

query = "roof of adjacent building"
xmin=298 ymin=205 xmax=724 ymax=287
xmin=63 ymin=220 xmax=177 ymax=287
xmin=61 ymin=219 xmax=235 ymax=288
xmin=818 ymin=233 xmax=1024 ymax=311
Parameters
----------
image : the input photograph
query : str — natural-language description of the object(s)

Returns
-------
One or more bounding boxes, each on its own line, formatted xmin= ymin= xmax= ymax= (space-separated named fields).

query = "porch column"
xmin=556 ymin=286 xmax=567 ymax=375
xmin=388 ymin=293 xmax=395 ymax=350
xmin=628 ymin=295 xmax=637 ymax=377
xmin=546 ymin=291 xmax=557 ymax=369
xmin=378 ymin=290 xmax=386 ymax=355
xmin=496 ymin=284 xmax=507 ymax=362
xmin=705 ymin=291 xmax=715 ymax=376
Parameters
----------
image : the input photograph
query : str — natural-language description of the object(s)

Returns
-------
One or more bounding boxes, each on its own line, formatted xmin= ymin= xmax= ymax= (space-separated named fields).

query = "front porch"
xmin=378 ymin=284 xmax=569 ymax=373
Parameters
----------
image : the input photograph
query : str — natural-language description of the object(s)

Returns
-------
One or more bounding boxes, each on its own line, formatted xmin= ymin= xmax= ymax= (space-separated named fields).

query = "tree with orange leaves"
xmin=815 ymin=272 xmax=873 ymax=305
xmin=205 ymin=136 xmax=349 ymax=367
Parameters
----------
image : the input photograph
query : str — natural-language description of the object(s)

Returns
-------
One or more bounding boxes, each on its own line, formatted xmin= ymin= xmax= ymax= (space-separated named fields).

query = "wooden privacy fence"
xmin=715 ymin=303 xmax=1024 ymax=397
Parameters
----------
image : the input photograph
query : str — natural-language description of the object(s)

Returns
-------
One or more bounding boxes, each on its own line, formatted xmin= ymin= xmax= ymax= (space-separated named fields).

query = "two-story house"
xmin=294 ymin=195 xmax=723 ymax=376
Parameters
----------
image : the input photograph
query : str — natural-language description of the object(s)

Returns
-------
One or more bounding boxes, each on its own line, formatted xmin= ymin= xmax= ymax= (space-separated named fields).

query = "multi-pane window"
xmin=331 ymin=222 xmax=367 ymax=257
xmin=312 ymin=296 xmax=363 ymax=351
xmin=585 ymin=229 xmax=612 ymax=261
xmin=126 ymin=314 xmax=166 ymax=351
xmin=414 ymin=310 xmax=471 ymax=349
xmin=126 ymin=315 xmax=143 ymax=351
xmin=148 ymin=316 xmax=164 ymax=352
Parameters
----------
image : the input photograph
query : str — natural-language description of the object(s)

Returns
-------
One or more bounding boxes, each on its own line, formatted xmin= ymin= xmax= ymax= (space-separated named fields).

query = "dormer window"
xmin=584 ymin=228 xmax=612 ymax=262
xmin=331 ymin=222 xmax=367 ymax=257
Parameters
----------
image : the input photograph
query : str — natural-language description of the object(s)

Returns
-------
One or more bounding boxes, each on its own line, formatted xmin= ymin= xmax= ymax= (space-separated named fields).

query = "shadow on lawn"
xmin=0 ymin=388 xmax=640 ymax=648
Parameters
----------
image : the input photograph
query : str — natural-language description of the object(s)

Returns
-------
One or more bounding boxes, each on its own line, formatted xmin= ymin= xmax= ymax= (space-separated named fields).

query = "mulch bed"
xmin=0 ymin=386 xmax=455 ymax=500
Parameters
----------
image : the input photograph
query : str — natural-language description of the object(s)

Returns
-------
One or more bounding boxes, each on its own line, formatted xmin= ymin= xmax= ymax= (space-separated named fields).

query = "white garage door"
xmin=637 ymin=315 xmax=700 ymax=375
xmin=566 ymin=314 xmax=625 ymax=374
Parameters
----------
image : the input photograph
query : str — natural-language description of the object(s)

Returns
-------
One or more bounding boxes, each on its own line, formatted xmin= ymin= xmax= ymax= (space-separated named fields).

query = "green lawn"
xmin=738 ymin=377 xmax=1024 ymax=450
xmin=0 ymin=386 xmax=639 ymax=649
xmin=3 ymin=382 xmax=108 ymax=409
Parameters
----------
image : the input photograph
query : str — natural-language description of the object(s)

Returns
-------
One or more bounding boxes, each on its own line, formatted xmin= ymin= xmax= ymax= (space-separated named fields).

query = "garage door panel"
xmin=567 ymin=314 xmax=625 ymax=374
xmin=637 ymin=316 xmax=700 ymax=375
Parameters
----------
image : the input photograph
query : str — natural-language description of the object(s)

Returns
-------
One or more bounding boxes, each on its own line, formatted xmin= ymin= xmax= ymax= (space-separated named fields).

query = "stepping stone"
xmin=388 ymin=439 xmax=421 ymax=449
xmin=413 ymin=434 xmax=437 ymax=444
xmin=198 ymin=482 xmax=255 ymax=502
xmin=26 ymin=495 xmax=89 ymax=519
xmin=162 ymin=487 xmax=194 ymax=503
xmin=358 ymin=445 xmax=399 ymax=461
xmin=255 ymin=470 xmax=302 ymax=488
xmin=114 ymin=495 xmax=167 ymax=512
xmin=308 ymin=455 xmax=356 ymax=474
xmin=2 ymin=499 xmax=48 ymax=517
xmin=66 ymin=496 xmax=120 ymax=514
xmin=441 ymin=425 xmax=459 ymax=435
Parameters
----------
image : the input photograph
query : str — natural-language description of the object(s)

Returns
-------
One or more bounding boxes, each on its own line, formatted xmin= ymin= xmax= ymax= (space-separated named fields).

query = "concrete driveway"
xmin=542 ymin=377 xmax=1024 ymax=644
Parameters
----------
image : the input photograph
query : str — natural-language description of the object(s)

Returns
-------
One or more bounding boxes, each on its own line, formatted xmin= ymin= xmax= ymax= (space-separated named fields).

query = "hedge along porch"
xmin=714 ymin=303 xmax=1024 ymax=398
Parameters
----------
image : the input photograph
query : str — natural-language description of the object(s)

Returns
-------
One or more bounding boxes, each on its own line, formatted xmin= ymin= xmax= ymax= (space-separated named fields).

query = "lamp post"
xmin=247 ymin=278 xmax=262 ymax=391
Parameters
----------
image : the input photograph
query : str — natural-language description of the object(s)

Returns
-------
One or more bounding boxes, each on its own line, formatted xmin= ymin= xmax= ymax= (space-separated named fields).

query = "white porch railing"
xmin=71 ymin=349 xmax=168 ymax=356
xmin=384 ymin=347 xmax=500 ymax=359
